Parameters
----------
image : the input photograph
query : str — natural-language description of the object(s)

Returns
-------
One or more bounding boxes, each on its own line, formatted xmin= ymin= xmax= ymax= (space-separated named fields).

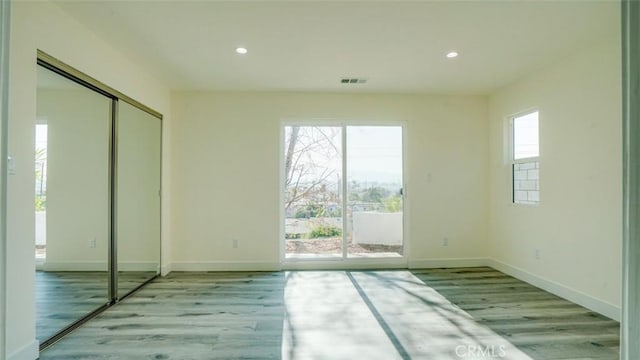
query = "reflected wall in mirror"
xmin=116 ymin=101 xmax=161 ymax=298
xmin=35 ymin=65 xmax=111 ymax=342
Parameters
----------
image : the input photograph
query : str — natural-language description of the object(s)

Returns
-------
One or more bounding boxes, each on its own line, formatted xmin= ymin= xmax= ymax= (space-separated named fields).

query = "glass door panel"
xmin=346 ymin=126 xmax=403 ymax=258
xmin=284 ymin=126 xmax=342 ymax=258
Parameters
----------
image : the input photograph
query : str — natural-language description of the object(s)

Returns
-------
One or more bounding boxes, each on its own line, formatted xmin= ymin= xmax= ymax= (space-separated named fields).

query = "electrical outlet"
xmin=7 ymin=155 xmax=15 ymax=175
xmin=442 ymin=237 xmax=449 ymax=247
xmin=535 ymin=249 xmax=540 ymax=260
xmin=88 ymin=238 xmax=96 ymax=248
xmin=232 ymin=239 xmax=239 ymax=249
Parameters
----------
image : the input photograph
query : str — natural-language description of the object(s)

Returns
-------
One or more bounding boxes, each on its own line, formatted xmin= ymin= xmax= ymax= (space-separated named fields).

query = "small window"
xmin=511 ymin=111 xmax=539 ymax=205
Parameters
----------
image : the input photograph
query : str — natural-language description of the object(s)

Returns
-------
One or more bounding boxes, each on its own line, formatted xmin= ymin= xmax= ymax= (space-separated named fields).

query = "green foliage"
xmin=308 ymin=225 xmax=341 ymax=238
xmin=295 ymin=203 xmax=325 ymax=218
xmin=349 ymin=186 xmax=391 ymax=203
xmin=35 ymin=148 xmax=47 ymax=211
xmin=361 ymin=186 xmax=389 ymax=203
xmin=325 ymin=207 xmax=342 ymax=217
xmin=383 ymin=195 xmax=402 ymax=212
xmin=35 ymin=195 xmax=46 ymax=212
xmin=295 ymin=203 xmax=341 ymax=218
xmin=285 ymin=232 xmax=303 ymax=239
xmin=348 ymin=193 xmax=361 ymax=201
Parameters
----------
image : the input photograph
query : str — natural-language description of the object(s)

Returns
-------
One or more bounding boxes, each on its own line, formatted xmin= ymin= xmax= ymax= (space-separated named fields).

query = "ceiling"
xmin=53 ymin=0 xmax=619 ymax=95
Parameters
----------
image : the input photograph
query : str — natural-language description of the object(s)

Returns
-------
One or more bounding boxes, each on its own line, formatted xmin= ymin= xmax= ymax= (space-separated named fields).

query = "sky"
xmin=35 ymin=124 xmax=48 ymax=150
xmin=286 ymin=125 xmax=403 ymax=186
xmin=513 ymin=111 xmax=539 ymax=160
xmin=347 ymin=126 xmax=402 ymax=184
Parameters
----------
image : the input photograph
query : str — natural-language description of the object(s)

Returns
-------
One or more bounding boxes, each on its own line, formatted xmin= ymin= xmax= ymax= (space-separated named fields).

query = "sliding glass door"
xmin=346 ymin=126 xmax=403 ymax=258
xmin=284 ymin=126 xmax=343 ymax=258
xmin=283 ymin=124 xmax=404 ymax=261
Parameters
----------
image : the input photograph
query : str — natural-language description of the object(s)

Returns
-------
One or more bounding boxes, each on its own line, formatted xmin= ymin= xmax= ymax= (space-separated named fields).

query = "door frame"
xmin=0 ymin=1 xmax=10 ymax=357
xmin=280 ymin=119 xmax=409 ymax=270
xmin=621 ymin=1 xmax=639 ymax=358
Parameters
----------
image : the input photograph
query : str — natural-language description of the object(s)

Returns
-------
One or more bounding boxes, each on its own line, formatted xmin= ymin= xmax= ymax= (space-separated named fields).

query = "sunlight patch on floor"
xmin=282 ymin=271 xmax=533 ymax=360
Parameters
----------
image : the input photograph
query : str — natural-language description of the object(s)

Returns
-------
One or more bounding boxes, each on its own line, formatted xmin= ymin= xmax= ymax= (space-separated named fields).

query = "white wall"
xmin=8 ymin=1 xmax=171 ymax=358
xmin=488 ymin=37 xmax=622 ymax=319
xmin=169 ymin=92 xmax=489 ymax=270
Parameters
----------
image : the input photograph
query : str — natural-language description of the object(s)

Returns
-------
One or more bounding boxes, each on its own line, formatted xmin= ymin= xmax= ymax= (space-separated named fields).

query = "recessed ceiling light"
xmin=446 ymin=51 xmax=459 ymax=58
xmin=235 ymin=47 xmax=248 ymax=55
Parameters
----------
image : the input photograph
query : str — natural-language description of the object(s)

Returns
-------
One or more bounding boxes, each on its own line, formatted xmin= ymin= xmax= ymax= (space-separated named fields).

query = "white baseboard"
xmin=161 ymin=262 xmax=172 ymax=276
xmin=164 ymin=257 xmax=619 ymax=321
xmin=35 ymin=258 xmax=45 ymax=271
xmin=42 ymin=261 xmax=107 ymax=272
xmin=488 ymin=258 xmax=621 ymax=321
xmin=8 ymin=339 xmax=38 ymax=360
xmin=41 ymin=261 xmax=158 ymax=272
xmin=118 ymin=261 xmax=159 ymax=272
xmin=169 ymin=261 xmax=281 ymax=272
xmin=408 ymin=257 xmax=488 ymax=269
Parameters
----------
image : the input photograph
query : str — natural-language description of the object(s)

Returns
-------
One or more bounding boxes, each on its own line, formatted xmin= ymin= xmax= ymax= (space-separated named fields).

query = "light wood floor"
xmin=36 ymin=271 xmax=109 ymax=342
xmin=37 ymin=271 xmax=158 ymax=342
xmin=38 ymin=267 xmax=620 ymax=359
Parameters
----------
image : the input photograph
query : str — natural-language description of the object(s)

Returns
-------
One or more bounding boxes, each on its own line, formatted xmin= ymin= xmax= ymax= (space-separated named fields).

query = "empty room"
xmin=1 ymin=0 xmax=639 ymax=359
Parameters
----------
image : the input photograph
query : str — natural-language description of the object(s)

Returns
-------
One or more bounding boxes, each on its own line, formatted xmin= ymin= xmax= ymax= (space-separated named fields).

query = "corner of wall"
xmin=161 ymin=262 xmax=172 ymax=276
xmin=488 ymin=258 xmax=620 ymax=321
xmin=486 ymin=35 xmax=622 ymax=316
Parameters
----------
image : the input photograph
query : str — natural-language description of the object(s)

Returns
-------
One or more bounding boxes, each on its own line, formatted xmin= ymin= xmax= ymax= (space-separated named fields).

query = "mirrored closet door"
xmin=35 ymin=65 xmax=112 ymax=343
xmin=116 ymin=101 xmax=161 ymax=298
xmin=35 ymin=54 xmax=162 ymax=350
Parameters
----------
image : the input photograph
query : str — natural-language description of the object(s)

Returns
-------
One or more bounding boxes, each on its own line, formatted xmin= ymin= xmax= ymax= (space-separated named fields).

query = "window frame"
xmin=279 ymin=119 xmax=408 ymax=267
xmin=509 ymin=110 xmax=540 ymax=206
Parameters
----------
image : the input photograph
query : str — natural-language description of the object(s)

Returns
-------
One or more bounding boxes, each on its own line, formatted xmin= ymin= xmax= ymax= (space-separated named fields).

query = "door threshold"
xmin=282 ymin=257 xmax=408 ymax=271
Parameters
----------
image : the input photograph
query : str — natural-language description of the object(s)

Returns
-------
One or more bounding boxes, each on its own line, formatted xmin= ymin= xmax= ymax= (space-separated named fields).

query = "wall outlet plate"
xmin=7 ymin=155 xmax=15 ymax=175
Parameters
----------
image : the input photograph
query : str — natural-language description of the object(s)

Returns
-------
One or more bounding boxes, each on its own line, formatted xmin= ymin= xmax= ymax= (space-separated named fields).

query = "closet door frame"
xmin=36 ymin=50 xmax=163 ymax=350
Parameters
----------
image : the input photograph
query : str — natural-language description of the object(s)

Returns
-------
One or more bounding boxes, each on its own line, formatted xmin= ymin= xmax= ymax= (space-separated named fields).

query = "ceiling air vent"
xmin=340 ymin=78 xmax=367 ymax=84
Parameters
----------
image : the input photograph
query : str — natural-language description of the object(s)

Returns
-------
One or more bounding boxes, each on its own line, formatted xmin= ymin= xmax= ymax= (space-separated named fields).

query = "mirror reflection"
xmin=35 ymin=65 xmax=111 ymax=342
xmin=116 ymin=101 xmax=161 ymax=297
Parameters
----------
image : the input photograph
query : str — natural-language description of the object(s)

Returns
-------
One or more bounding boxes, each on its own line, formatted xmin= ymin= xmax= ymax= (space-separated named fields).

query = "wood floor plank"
xmin=39 ymin=268 xmax=620 ymax=360
xmin=36 ymin=271 xmax=159 ymax=343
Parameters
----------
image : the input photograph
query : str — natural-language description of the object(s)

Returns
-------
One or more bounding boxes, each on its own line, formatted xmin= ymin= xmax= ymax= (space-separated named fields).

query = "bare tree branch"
xmin=284 ymin=126 xmax=299 ymax=186
xmin=284 ymin=126 xmax=340 ymax=210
